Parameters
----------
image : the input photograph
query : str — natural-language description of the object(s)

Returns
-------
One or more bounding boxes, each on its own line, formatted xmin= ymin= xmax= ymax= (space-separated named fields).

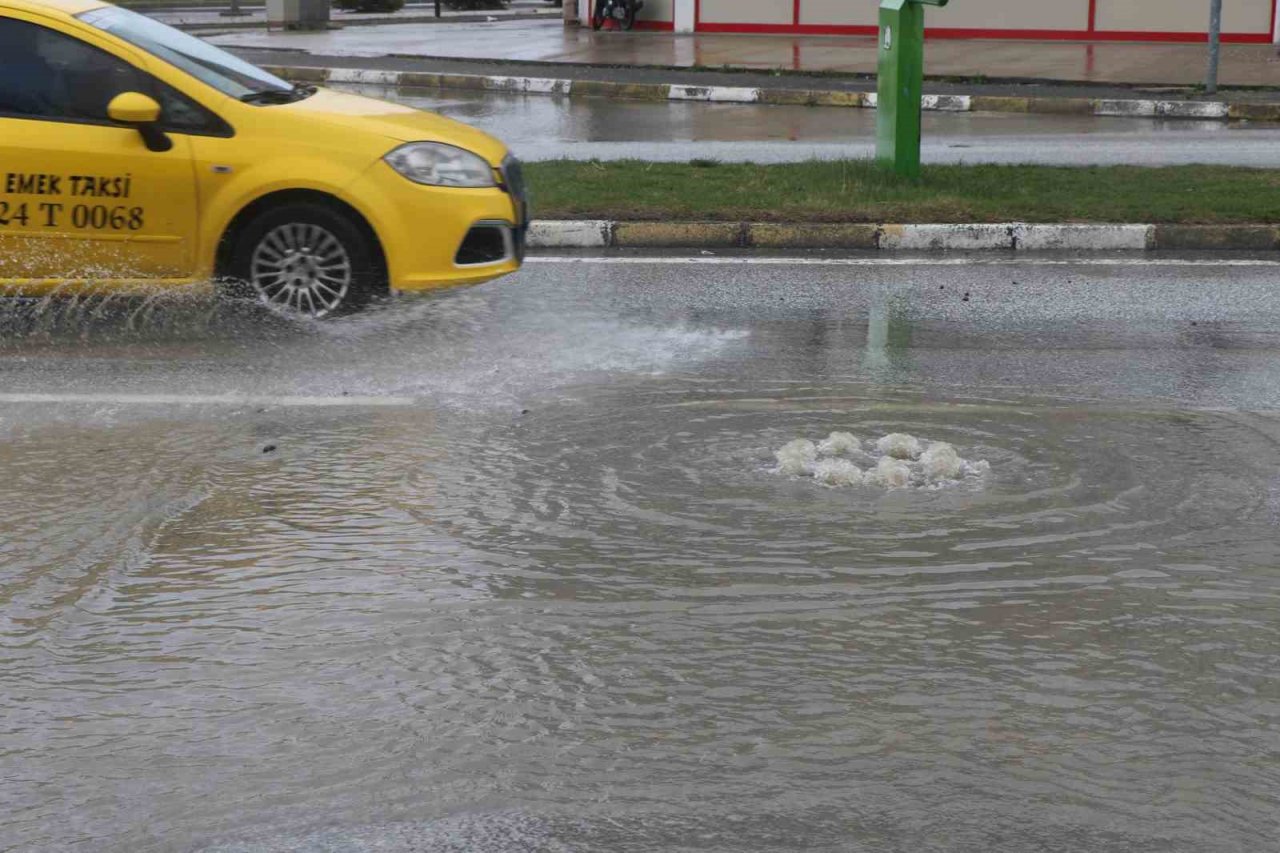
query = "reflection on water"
xmin=3 ymin=259 xmax=1280 ymax=852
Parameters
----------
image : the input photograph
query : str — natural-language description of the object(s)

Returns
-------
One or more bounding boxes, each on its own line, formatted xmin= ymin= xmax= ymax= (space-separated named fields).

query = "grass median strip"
xmin=524 ymin=160 xmax=1280 ymax=224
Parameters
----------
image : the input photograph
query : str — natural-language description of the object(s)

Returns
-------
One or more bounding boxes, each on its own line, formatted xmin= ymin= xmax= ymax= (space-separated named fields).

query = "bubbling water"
xmin=773 ymin=431 xmax=989 ymax=489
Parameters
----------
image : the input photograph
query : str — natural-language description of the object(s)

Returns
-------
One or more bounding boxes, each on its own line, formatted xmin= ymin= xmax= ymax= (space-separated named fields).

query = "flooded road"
xmin=3 ymin=255 xmax=1280 ymax=852
xmin=326 ymin=84 xmax=1280 ymax=167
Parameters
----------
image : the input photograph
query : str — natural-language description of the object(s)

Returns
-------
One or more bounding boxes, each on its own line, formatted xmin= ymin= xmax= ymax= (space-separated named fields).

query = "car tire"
xmin=225 ymin=202 xmax=384 ymax=318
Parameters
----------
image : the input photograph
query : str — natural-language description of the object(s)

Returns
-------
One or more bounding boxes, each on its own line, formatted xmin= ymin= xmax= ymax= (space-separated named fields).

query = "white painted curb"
xmin=1156 ymin=100 xmax=1230 ymax=119
xmin=668 ymin=85 xmax=761 ymax=103
xmin=487 ymin=75 xmax=572 ymax=95
xmin=1015 ymin=224 xmax=1153 ymax=251
xmin=922 ymin=94 xmax=972 ymax=112
xmin=881 ymin=223 xmax=1015 ymax=250
xmin=326 ymin=68 xmax=403 ymax=86
xmin=1094 ymin=100 xmax=1229 ymax=120
xmin=527 ymin=220 xmax=611 ymax=249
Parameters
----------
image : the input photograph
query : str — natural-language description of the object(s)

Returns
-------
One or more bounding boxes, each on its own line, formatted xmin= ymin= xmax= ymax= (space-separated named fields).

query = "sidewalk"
xmin=151 ymin=3 xmax=556 ymax=31
xmin=202 ymin=17 xmax=1280 ymax=90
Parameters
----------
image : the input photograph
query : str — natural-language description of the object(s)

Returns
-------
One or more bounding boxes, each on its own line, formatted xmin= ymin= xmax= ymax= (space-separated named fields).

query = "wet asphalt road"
xmin=3 ymin=253 xmax=1280 ymax=852
xmin=333 ymin=83 xmax=1280 ymax=166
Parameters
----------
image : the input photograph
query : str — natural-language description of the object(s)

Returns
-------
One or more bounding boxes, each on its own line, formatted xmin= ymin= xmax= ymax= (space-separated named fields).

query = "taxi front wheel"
xmin=226 ymin=203 xmax=384 ymax=319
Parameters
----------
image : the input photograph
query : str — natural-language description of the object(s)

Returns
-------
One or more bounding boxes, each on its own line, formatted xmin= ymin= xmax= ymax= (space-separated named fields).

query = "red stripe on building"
xmin=693 ymin=21 xmax=1270 ymax=43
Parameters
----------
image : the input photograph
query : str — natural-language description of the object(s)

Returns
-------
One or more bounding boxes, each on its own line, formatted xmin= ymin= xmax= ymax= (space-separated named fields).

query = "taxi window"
xmin=0 ymin=16 xmax=147 ymax=123
xmin=79 ymin=6 xmax=292 ymax=100
xmin=0 ymin=16 xmax=230 ymax=136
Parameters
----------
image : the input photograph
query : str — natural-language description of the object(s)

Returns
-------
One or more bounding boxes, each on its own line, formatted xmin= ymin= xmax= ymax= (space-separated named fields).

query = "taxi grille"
xmin=455 ymin=225 xmax=510 ymax=266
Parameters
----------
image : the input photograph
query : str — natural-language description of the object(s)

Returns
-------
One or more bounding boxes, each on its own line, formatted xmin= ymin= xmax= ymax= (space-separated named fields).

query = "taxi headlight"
xmin=384 ymin=142 xmax=497 ymax=188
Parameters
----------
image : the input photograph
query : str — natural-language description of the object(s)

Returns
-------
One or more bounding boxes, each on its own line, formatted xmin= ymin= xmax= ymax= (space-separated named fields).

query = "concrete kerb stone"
xmin=325 ymin=68 xmax=402 ymax=87
xmin=486 ymin=76 xmax=573 ymax=96
xmin=921 ymin=94 xmax=971 ymax=112
xmin=969 ymin=95 xmax=1030 ymax=113
xmin=525 ymin=221 xmax=1276 ymax=251
xmin=1152 ymin=224 xmax=1280 ymax=250
xmin=1026 ymin=97 xmax=1096 ymax=115
xmin=880 ymin=223 xmax=1016 ymax=251
xmin=1228 ymin=102 xmax=1280 ymax=121
xmin=1155 ymin=100 xmax=1231 ymax=119
xmin=275 ymin=65 xmax=327 ymax=84
xmin=573 ymin=80 xmax=669 ymax=101
xmin=527 ymin=220 xmax=611 ymax=249
xmin=757 ymin=88 xmax=825 ymax=106
xmin=262 ymin=65 xmax=1269 ymax=124
xmin=813 ymin=90 xmax=868 ymax=108
xmin=669 ymin=85 xmax=761 ymax=103
xmin=612 ymin=222 xmax=747 ymax=248
xmin=1093 ymin=98 xmax=1158 ymax=118
xmin=1089 ymin=98 xmax=1229 ymax=120
xmin=398 ymin=72 xmax=475 ymax=91
xmin=749 ymin=223 xmax=879 ymax=249
xmin=1015 ymin=224 xmax=1153 ymax=251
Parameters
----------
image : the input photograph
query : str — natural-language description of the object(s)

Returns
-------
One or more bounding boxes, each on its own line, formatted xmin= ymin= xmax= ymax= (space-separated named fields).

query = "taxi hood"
xmin=282 ymin=87 xmax=509 ymax=165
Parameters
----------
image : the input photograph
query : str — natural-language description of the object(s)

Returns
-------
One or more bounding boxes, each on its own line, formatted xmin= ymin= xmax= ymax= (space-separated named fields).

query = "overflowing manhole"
xmin=773 ymin=431 xmax=990 ymax=488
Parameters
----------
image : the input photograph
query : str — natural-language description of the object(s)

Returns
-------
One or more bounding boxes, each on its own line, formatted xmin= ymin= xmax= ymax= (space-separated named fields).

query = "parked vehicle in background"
xmin=591 ymin=0 xmax=640 ymax=30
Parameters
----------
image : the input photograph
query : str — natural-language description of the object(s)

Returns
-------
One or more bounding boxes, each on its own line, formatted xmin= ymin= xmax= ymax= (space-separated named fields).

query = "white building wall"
xmin=1096 ymin=0 xmax=1270 ymax=33
xmin=928 ymin=0 xmax=1090 ymax=31
xmin=699 ymin=0 xmax=791 ymax=25
xmin=674 ymin=0 xmax=695 ymax=32
xmin=799 ymin=0 xmax=876 ymax=27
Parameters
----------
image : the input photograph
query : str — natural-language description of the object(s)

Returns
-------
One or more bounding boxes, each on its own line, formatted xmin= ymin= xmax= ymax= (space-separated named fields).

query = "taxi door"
xmin=0 ymin=13 xmax=198 ymax=284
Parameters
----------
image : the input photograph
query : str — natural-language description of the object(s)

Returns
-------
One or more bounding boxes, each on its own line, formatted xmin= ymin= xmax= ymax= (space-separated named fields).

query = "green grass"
xmin=524 ymin=160 xmax=1280 ymax=223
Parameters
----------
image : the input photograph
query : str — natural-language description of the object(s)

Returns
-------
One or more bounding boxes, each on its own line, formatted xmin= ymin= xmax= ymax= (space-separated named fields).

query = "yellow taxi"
xmin=0 ymin=0 xmax=526 ymax=316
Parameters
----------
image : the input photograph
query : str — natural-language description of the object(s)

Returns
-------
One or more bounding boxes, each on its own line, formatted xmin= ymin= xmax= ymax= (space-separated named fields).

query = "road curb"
xmin=264 ymin=63 xmax=1278 ymax=123
xmin=527 ymin=221 xmax=1280 ymax=251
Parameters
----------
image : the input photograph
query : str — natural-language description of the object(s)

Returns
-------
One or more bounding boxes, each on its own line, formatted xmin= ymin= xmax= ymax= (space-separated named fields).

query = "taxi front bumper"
xmin=363 ymin=155 xmax=527 ymax=293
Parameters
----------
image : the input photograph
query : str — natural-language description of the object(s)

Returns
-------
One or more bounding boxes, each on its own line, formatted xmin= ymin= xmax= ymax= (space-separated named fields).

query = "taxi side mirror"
xmin=107 ymin=92 xmax=173 ymax=153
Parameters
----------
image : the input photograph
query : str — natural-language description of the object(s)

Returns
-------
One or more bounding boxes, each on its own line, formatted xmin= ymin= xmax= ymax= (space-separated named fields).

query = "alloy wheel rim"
xmin=249 ymin=223 xmax=352 ymax=317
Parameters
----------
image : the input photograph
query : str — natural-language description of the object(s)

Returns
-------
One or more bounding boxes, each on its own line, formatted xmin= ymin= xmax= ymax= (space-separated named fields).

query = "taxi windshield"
xmin=78 ymin=6 xmax=292 ymax=99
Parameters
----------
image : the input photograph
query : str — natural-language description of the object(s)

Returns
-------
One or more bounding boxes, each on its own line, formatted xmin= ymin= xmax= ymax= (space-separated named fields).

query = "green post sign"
xmin=876 ymin=0 xmax=948 ymax=179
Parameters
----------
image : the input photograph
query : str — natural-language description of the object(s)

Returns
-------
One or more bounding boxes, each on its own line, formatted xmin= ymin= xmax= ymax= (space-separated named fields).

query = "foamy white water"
xmin=775 ymin=431 xmax=990 ymax=489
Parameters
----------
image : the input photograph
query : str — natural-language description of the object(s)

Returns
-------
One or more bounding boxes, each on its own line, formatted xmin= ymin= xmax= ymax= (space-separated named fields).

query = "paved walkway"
xmin=153 ymin=2 xmax=556 ymax=30
xmin=204 ymin=18 xmax=1280 ymax=89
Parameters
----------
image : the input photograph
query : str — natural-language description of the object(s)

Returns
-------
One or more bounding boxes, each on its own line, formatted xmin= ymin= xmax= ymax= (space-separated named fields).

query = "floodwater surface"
xmin=322 ymin=83 xmax=1280 ymax=167
xmin=2 ymin=255 xmax=1279 ymax=852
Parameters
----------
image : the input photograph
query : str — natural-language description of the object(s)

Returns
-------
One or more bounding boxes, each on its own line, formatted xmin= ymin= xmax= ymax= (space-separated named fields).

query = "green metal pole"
xmin=876 ymin=0 xmax=922 ymax=178
xmin=876 ymin=0 xmax=947 ymax=179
